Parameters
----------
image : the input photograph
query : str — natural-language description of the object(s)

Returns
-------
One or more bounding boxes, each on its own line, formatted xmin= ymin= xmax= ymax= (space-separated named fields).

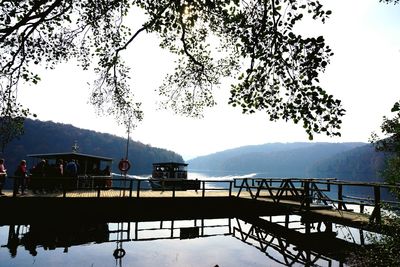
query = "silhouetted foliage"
xmin=380 ymin=0 xmax=399 ymax=4
xmin=357 ymin=103 xmax=400 ymax=265
xmin=371 ymin=100 xmax=400 ymax=195
xmin=0 ymin=117 xmax=24 ymax=153
xmin=348 ymin=217 xmax=400 ymax=266
xmin=1 ymin=0 xmax=345 ymax=145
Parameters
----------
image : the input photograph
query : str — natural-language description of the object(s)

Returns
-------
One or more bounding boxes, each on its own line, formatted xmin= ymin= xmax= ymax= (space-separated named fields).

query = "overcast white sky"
xmin=18 ymin=0 xmax=400 ymax=160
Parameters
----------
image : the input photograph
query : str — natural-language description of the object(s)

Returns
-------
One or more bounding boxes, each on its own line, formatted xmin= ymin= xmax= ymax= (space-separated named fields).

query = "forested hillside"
xmin=0 ymin=119 xmax=183 ymax=174
xmin=308 ymin=144 xmax=388 ymax=181
xmin=188 ymin=142 xmax=387 ymax=180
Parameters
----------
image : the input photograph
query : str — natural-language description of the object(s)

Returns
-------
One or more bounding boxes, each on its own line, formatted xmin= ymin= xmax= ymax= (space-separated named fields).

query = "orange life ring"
xmin=118 ymin=159 xmax=131 ymax=172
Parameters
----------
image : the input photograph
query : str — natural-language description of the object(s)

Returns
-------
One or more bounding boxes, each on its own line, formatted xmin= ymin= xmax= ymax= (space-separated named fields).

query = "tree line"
xmin=0 ymin=119 xmax=184 ymax=176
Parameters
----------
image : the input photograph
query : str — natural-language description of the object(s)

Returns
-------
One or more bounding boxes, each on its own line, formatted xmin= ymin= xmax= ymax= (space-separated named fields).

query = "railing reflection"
xmin=0 ymin=215 xmax=370 ymax=266
xmin=232 ymin=216 xmax=362 ymax=266
xmin=1 ymin=223 xmax=110 ymax=257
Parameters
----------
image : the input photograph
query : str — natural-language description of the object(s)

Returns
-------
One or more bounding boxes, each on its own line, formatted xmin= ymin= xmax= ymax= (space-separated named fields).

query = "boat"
xmin=149 ymin=162 xmax=200 ymax=190
xmin=27 ymin=151 xmax=113 ymax=192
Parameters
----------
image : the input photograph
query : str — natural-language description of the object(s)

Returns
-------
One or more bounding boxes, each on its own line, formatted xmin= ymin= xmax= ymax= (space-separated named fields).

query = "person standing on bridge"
xmin=65 ymin=160 xmax=78 ymax=177
xmin=0 ymin=158 xmax=7 ymax=195
xmin=14 ymin=160 xmax=27 ymax=195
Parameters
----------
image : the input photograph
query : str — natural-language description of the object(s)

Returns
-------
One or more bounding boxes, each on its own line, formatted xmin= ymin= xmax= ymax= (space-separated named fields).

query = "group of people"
xmin=0 ymin=158 xmax=81 ymax=195
xmin=0 ymin=157 xmax=112 ymax=195
xmin=29 ymin=159 xmax=80 ymax=194
xmin=30 ymin=159 xmax=78 ymax=178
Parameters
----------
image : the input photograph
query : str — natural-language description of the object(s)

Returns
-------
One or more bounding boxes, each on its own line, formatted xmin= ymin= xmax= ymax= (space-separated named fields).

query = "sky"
xmin=17 ymin=0 xmax=400 ymax=160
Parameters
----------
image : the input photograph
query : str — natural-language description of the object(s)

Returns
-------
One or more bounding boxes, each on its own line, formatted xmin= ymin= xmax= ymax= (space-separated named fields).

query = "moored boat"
xmin=149 ymin=162 xmax=200 ymax=190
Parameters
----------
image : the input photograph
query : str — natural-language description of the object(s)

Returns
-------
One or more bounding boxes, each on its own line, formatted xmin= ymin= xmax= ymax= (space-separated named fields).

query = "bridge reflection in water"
xmin=0 ymin=215 xmax=370 ymax=266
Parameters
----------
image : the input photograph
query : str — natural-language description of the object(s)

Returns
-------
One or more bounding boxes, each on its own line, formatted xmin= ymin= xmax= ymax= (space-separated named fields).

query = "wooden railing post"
xmin=12 ymin=176 xmax=17 ymax=197
xmin=371 ymin=185 xmax=381 ymax=224
xmin=245 ymin=179 xmax=254 ymax=199
xmin=62 ymin=183 xmax=67 ymax=198
xmin=136 ymin=180 xmax=141 ymax=198
xmin=304 ymin=180 xmax=310 ymax=211
xmin=310 ymin=180 xmax=315 ymax=199
xmin=236 ymin=179 xmax=245 ymax=197
xmin=338 ymin=184 xmax=343 ymax=210
xmin=202 ymin=181 xmax=205 ymax=197
xmin=129 ymin=179 xmax=133 ymax=198
xmin=97 ymin=187 xmax=101 ymax=197
xmin=229 ymin=181 xmax=233 ymax=197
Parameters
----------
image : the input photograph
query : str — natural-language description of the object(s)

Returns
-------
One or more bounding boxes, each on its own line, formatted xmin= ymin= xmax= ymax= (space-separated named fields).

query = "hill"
xmin=188 ymin=142 xmax=386 ymax=180
xmin=0 ymin=119 xmax=183 ymax=175
xmin=308 ymin=144 xmax=387 ymax=181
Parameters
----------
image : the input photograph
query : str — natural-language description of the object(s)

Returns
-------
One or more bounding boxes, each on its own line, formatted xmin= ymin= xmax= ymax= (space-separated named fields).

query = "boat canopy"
xmin=28 ymin=152 xmax=112 ymax=163
xmin=28 ymin=152 xmax=113 ymax=176
xmin=152 ymin=162 xmax=188 ymax=179
xmin=153 ymin=162 xmax=187 ymax=171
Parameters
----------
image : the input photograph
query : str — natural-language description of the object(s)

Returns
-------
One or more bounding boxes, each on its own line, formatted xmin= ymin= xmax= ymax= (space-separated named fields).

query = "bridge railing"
xmin=233 ymin=178 xmax=400 ymax=224
xmin=233 ymin=178 xmax=334 ymax=202
xmin=7 ymin=176 xmax=235 ymax=198
xmin=314 ymin=180 xmax=400 ymax=223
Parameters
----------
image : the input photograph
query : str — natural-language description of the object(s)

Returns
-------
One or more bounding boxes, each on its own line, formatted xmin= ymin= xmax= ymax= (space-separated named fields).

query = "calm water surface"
xmin=0 ymin=221 xmax=268 ymax=267
xmin=0 ymin=215 xmax=369 ymax=267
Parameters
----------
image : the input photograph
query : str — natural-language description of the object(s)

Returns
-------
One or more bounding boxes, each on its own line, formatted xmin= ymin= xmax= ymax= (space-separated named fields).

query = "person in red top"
xmin=0 ymin=158 xmax=6 ymax=195
xmin=14 ymin=160 xmax=27 ymax=195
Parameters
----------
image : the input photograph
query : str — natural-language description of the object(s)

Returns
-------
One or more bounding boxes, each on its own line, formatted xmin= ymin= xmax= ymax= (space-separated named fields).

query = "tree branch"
xmin=0 ymin=0 xmax=65 ymax=42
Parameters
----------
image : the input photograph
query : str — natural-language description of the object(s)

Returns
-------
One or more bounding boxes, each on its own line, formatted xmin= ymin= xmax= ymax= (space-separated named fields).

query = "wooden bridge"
xmin=1 ymin=177 xmax=399 ymax=234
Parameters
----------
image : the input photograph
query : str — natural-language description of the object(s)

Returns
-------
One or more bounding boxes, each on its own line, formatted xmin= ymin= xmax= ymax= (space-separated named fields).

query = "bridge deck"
xmin=0 ymin=188 xmax=378 ymax=231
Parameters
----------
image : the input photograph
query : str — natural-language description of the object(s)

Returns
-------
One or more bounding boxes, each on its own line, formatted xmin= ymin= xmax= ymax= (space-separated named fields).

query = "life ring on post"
xmin=118 ymin=159 xmax=131 ymax=173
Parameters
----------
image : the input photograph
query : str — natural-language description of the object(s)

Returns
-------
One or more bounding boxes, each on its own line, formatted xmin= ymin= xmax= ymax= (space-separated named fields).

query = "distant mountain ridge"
xmin=188 ymin=142 xmax=386 ymax=180
xmin=1 ymin=119 xmax=183 ymax=174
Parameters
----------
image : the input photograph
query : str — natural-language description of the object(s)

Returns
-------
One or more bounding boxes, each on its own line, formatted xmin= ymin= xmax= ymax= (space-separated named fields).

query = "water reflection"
xmin=0 ymin=216 xmax=369 ymax=266
xmin=2 ymin=223 xmax=110 ymax=257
